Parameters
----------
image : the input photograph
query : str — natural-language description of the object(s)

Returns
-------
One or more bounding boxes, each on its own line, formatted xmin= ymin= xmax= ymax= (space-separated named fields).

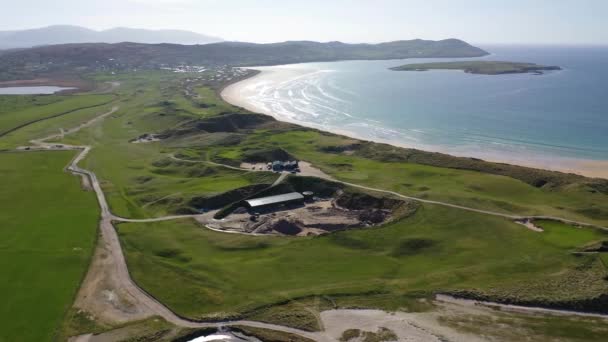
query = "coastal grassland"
xmin=0 ymin=94 xmax=64 ymax=115
xmin=0 ymin=151 xmax=99 ymax=342
xmin=117 ymin=206 xmax=608 ymax=325
xmin=601 ymin=254 xmax=608 ymax=271
xmin=37 ymin=72 xmax=608 ymax=224
xmin=54 ymin=72 xmax=275 ymax=218
xmin=0 ymin=102 xmax=117 ymax=149
xmin=200 ymin=128 xmax=608 ymax=226
xmin=390 ymin=61 xmax=561 ymax=75
xmin=0 ymin=93 xmax=113 ymax=138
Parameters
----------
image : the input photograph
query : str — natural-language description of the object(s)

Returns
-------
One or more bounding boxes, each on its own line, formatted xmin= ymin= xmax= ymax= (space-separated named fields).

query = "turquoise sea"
xmin=227 ymin=45 xmax=608 ymax=167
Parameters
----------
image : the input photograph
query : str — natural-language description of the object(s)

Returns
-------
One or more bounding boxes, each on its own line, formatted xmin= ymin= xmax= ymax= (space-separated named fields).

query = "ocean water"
xmin=230 ymin=45 xmax=608 ymax=164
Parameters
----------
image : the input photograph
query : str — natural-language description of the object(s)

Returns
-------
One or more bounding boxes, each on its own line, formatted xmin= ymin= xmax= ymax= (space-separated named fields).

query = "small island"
xmin=390 ymin=61 xmax=561 ymax=75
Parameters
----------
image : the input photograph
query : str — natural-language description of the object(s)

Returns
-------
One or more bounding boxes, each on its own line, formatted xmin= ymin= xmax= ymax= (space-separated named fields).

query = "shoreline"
xmin=222 ymin=66 xmax=608 ymax=180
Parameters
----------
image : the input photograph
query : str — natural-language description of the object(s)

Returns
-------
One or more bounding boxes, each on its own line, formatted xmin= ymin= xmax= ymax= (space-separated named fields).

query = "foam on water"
xmin=226 ymin=46 xmax=608 ymax=168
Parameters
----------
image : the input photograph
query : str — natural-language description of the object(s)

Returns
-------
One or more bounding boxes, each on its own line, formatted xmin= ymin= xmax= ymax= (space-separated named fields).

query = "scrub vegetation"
xmin=117 ymin=215 xmax=608 ymax=326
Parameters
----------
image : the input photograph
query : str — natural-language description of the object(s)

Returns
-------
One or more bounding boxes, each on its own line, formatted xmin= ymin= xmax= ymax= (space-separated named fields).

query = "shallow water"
xmin=0 ymin=86 xmax=75 ymax=94
xmin=225 ymin=46 xmax=608 ymax=166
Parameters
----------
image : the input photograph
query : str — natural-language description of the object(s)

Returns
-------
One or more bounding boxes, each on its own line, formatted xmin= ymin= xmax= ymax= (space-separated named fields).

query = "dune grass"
xmin=203 ymin=129 xmax=608 ymax=226
xmin=438 ymin=308 xmax=608 ymax=341
xmin=58 ymin=73 xmax=276 ymax=218
xmin=0 ymin=151 xmax=99 ymax=342
xmin=117 ymin=207 xmax=608 ymax=322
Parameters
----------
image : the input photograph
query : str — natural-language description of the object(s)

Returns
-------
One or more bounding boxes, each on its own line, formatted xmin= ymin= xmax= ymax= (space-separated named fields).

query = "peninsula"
xmin=390 ymin=61 xmax=562 ymax=75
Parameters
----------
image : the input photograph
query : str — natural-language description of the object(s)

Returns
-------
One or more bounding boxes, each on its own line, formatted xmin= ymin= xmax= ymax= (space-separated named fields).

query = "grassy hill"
xmin=0 ymin=39 xmax=488 ymax=80
xmin=391 ymin=60 xmax=562 ymax=75
xmin=0 ymin=25 xmax=223 ymax=49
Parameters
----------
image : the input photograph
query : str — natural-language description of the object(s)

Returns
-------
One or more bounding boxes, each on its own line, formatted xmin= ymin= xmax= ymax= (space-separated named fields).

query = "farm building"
xmin=245 ymin=192 xmax=305 ymax=211
xmin=271 ymin=160 xmax=299 ymax=171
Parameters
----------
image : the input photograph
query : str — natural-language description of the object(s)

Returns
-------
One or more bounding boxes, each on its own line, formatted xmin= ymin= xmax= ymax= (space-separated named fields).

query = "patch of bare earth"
xmin=207 ymin=197 xmax=392 ymax=236
xmin=514 ymin=218 xmax=544 ymax=232
xmin=72 ymin=229 xmax=154 ymax=325
xmin=129 ymin=133 xmax=162 ymax=144
xmin=240 ymin=161 xmax=335 ymax=180
xmin=319 ymin=309 xmax=480 ymax=342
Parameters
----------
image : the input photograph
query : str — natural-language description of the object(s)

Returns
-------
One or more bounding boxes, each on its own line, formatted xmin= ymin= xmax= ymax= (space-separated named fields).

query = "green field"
xmin=0 ymin=94 xmax=113 ymax=137
xmin=0 ymin=151 xmax=99 ymax=342
xmin=118 ymin=210 xmax=608 ymax=322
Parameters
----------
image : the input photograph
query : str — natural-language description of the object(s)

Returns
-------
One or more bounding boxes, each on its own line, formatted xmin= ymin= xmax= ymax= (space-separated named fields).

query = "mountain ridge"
xmin=0 ymin=39 xmax=489 ymax=80
xmin=0 ymin=25 xmax=223 ymax=49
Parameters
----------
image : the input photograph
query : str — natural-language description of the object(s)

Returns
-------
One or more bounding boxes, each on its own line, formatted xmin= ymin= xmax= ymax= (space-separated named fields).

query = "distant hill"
xmin=391 ymin=61 xmax=562 ymax=75
xmin=0 ymin=39 xmax=489 ymax=80
xmin=0 ymin=25 xmax=223 ymax=49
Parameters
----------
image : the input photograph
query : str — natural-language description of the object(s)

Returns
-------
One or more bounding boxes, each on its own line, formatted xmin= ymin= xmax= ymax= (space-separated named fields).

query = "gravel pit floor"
xmin=207 ymin=199 xmax=389 ymax=236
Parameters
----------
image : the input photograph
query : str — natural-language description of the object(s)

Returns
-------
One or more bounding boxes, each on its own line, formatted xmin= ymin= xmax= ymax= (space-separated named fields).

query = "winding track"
xmin=13 ymin=101 xmax=608 ymax=341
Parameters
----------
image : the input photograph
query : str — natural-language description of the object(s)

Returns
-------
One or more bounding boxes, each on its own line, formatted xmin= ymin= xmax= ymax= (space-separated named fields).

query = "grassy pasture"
xmin=0 ymin=151 xmax=99 ymax=342
xmin=0 ymin=95 xmax=64 ymax=116
xmin=0 ymin=94 xmax=113 ymax=137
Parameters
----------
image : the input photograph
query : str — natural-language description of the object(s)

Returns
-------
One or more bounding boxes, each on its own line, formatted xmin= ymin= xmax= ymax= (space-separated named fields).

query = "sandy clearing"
xmin=72 ymin=231 xmax=154 ymax=324
xmin=514 ymin=218 xmax=544 ymax=232
xmin=318 ymin=309 xmax=482 ymax=342
xmin=209 ymin=199 xmax=368 ymax=236
xmin=239 ymin=161 xmax=334 ymax=180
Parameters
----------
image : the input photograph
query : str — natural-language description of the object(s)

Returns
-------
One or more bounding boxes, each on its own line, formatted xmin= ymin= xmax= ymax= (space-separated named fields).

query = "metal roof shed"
xmin=245 ymin=192 xmax=304 ymax=209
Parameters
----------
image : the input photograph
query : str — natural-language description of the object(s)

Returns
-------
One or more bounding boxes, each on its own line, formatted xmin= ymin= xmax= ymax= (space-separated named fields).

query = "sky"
xmin=1 ymin=0 xmax=607 ymax=45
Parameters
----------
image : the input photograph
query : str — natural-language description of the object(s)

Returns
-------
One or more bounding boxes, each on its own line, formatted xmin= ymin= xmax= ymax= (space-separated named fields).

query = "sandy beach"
xmin=222 ymin=66 xmax=608 ymax=180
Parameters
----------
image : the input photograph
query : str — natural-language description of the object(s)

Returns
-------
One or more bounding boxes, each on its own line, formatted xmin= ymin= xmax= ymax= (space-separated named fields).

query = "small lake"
xmin=0 ymin=86 xmax=75 ymax=95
